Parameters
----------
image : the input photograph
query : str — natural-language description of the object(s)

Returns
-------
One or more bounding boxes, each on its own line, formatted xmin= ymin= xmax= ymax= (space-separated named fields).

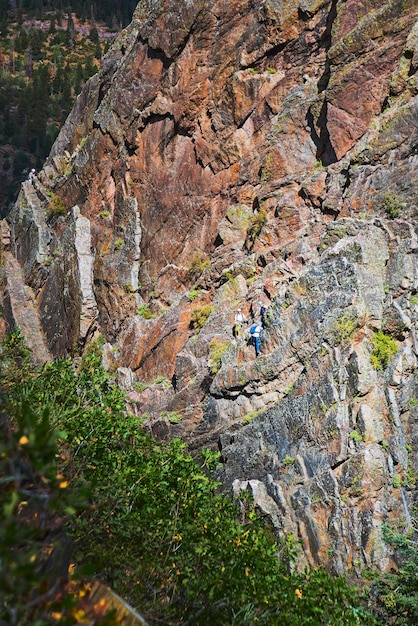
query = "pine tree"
xmin=83 ymin=55 xmax=96 ymax=80
xmin=94 ymin=39 xmax=101 ymax=59
xmin=89 ymin=26 xmax=99 ymax=43
xmin=48 ymin=16 xmax=56 ymax=34
xmin=65 ymin=12 xmax=76 ymax=45
xmin=74 ymin=61 xmax=84 ymax=95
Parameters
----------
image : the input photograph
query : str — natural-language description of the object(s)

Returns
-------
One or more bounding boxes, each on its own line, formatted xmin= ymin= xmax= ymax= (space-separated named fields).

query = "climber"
xmin=28 ymin=168 xmax=36 ymax=181
xmin=248 ymin=321 xmax=262 ymax=357
xmin=233 ymin=308 xmax=246 ymax=337
xmin=259 ymin=301 xmax=267 ymax=327
xmin=249 ymin=299 xmax=257 ymax=321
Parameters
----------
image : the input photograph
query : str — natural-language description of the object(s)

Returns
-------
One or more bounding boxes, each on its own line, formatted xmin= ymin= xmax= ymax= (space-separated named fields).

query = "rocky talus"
xmin=2 ymin=0 xmax=418 ymax=572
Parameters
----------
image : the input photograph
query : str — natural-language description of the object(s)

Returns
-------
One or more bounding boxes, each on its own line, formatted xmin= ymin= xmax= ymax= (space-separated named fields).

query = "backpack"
xmin=249 ymin=324 xmax=257 ymax=335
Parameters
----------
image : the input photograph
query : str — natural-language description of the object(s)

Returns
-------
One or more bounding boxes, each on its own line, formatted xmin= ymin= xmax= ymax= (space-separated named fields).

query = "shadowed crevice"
xmin=307 ymin=0 xmax=339 ymax=165
xmin=306 ymin=102 xmax=337 ymax=166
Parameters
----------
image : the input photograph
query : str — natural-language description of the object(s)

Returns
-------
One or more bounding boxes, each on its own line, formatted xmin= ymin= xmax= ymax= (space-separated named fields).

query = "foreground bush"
xmin=368 ymin=523 xmax=418 ymax=625
xmin=0 ymin=331 xmax=377 ymax=625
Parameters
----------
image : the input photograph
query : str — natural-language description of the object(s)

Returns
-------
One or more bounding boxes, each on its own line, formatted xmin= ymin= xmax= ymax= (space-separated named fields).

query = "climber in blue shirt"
xmin=248 ymin=322 xmax=262 ymax=356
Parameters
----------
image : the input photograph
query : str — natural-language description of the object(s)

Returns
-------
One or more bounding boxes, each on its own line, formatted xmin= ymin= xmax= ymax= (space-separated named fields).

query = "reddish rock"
xmin=4 ymin=0 xmax=418 ymax=574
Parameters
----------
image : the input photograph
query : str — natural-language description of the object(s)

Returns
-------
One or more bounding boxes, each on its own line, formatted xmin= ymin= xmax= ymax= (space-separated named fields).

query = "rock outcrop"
xmin=2 ymin=0 xmax=418 ymax=573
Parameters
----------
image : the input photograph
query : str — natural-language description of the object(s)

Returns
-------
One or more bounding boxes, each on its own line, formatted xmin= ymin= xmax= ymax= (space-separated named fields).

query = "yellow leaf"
xmin=59 ymin=481 xmax=69 ymax=489
xmin=19 ymin=435 xmax=29 ymax=445
xmin=295 ymin=588 xmax=303 ymax=599
xmin=73 ymin=609 xmax=86 ymax=621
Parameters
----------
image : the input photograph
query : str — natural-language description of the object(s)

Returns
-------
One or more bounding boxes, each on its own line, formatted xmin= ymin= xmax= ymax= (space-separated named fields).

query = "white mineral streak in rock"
xmin=335 ymin=404 xmax=350 ymax=459
xmin=72 ymin=206 xmax=98 ymax=338
xmin=117 ymin=366 xmax=136 ymax=390
xmin=386 ymin=387 xmax=409 ymax=470
xmin=357 ymin=404 xmax=385 ymax=443
xmin=130 ymin=197 xmax=142 ymax=292
xmin=356 ymin=227 xmax=389 ymax=323
xmin=9 ymin=180 xmax=51 ymax=278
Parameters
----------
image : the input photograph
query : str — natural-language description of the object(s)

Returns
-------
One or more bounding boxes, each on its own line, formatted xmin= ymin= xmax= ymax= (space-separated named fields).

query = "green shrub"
xmin=114 ymin=237 xmax=123 ymax=250
xmin=208 ymin=338 xmax=230 ymax=374
xmin=190 ymin=304 xmax=213 ymax=331
xmin=186 ymin=252 xmax=210 ymax=280
xmin=392 ymin=474 xmax=402 ymax=489
xmin=242 ymin=408 xmax=264 ymax=425
xmin=349 ymin=429 xmax=363 ymax=443
xmin=335 ymin=313 xmax=358 ymax=345
xmin=187 ymin=287 xmax=201 ymax=301
xmin=383 ymin=191 xmax=403 ymax=219
xmin=247 ymin=208 xmax=268 ymax=241
xmin=46 ymin=192 xmax=66 ymax=217
xmin=312 ymin=159 xmax=324 ymax=173
xmin=282 ymin=455 xmax=296 ymax=467
xmin=136 ymin=304 xmax=156 ymax=319
xmin=371 ymin=330 xmax=398 ymax=370
xmin=160 ymin=410 xmax=182 ymax=424
xmin=152 ymin=375 xmax=166 ymax=384
xmin=133 ymin=381 xmax=148 ymax=392
xmin=151 ymin=375 xmax=170 ymax=389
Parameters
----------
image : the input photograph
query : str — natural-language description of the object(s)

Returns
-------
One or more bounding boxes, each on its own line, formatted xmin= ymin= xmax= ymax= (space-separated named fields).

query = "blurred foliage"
xmin=0 ymin=330 xmax=116 ymax=625
xmin=369 ymin=522 xmax=418 ymax=625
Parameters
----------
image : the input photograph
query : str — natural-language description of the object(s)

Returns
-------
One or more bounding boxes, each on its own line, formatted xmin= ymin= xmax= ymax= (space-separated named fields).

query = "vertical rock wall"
xmin=2 ymin=0 xmax=418 ymax=570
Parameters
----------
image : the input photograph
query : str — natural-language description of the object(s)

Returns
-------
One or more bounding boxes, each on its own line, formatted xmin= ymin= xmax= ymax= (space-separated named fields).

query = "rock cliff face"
xmin=2 ymin=0 xmax=418 ymax=573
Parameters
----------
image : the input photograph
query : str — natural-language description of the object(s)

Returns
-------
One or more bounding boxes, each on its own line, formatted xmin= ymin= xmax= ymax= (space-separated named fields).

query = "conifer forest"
xmin=0 ymin=1 xmax=137 ymax=214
